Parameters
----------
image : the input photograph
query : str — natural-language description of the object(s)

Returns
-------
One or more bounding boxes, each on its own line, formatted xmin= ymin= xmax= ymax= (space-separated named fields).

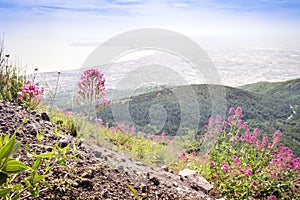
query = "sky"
xmin=1 ymin=0 xmax=300 ymax=72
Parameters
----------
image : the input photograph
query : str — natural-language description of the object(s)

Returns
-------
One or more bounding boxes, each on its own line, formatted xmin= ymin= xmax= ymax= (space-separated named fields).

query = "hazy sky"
xmin=1 ymin=0 xmax=300 ymax=72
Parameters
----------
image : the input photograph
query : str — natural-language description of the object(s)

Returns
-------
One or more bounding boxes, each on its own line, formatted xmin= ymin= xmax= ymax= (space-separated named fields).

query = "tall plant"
xmin=0 ymin=37 xmax=26 ymax=103
xmin=74 ymin=69 xmax=107 ymax=120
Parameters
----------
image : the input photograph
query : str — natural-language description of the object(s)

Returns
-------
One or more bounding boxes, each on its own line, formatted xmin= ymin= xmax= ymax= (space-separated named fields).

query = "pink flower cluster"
xmin=201 ymin=107 xmax=300 ymax=199
xmin=147 ymin=131 xmax=171 ymax=144
xmin=76 ymin=69 xmax=106 ymax=107
xmin=17 ymin=81 xmax=44 ymax=102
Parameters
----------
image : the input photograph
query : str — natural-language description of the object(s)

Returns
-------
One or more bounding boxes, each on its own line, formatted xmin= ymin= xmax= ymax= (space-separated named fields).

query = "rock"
xmin=41 ymin=112 xmax=50 ymax=121
xmin=178 ymin=168 xmax=213 ymax=194
xmin=173 ymin=181 xmax=179 ymax=187
xmin=149 ymin=177 xmax=160 ymax=186
xmin=93 ymin=150 xmax=102 ymax=158
xmin=58 ymin=135 xmax=74 ymax=148
xmin=179 ymin=168 xmax=198 ymax=177
xmin=161 ymin=165 xmax=169 ymax=172
xmin=27 ymin=124 xmax=38 ymax=135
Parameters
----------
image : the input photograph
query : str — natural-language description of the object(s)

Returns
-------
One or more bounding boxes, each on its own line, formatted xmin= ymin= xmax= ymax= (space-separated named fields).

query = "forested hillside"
xmin=98 ymin=79 xmax=300 ymax=156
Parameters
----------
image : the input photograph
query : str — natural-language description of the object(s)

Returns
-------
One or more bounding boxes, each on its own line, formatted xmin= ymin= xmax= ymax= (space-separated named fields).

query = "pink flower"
xmin=252 ymin=180 xmax=257 ymax=186
xmin=221 ymin=162 xmax=229 ymax=172
xmin=245 ymin=169 xmax=252 ymax=176
xmin=208 ymin=117 xmax=214 ymax=127
xmin=102 ymin=98 xmax=108 ymax=106
xmin=232 ymin=155 xmax=240 ymax=164
xmin=96 ymin=118 xmax=102 ymax=125
xmin=191 ymin=152 xmax=197 ymax=157
xmin=17 ymin=92 xmax=23 ymax=99
xmin=229 ymin=107 xmax=235 ymax=114
xmin=223 ymin=121 xmax=229 ymax=127
xmin=253 ymin=128 xmax=260 ymax=136
xmin=235 ymin=107 xmax=243 ymax=116
xmin=267 ymin=195 xmax=277 ymax=200
xmin=210 ymin=161 xmax=215 ymax=166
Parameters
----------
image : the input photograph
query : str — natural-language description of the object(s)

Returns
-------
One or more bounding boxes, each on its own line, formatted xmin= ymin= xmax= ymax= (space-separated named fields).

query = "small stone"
xmin=161 ymin=165 xmax=168 ymax=172
xmin=41 ymin=112 xmax=50 ymax=121
xmin=149 ymin=177 xmax=160 ymax=186
xmin=58 ymin=135 xmax=73 ymax=148
xmin=31 ymin=110 xmax=37 ymax=115
xmin=173 ymin=181 xmax=179 ymax=187
xmin=141 ymin=185 xmax=147 ymax=193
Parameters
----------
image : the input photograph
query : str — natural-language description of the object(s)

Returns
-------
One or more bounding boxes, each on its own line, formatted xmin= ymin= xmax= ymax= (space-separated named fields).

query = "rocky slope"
xmin=0 ymin=100 xmax=219 ymax=199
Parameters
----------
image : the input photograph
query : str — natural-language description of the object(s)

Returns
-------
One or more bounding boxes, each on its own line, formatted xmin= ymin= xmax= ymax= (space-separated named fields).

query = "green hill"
xmin=240 ymin=78 xmax=300 ymax=104
xmin=97 ymin=81 xmax=300 ymax=156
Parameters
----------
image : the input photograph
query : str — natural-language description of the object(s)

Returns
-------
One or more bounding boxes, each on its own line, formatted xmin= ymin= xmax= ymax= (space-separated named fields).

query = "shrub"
xmin=170 ymin=107 xmax=300 ymax=199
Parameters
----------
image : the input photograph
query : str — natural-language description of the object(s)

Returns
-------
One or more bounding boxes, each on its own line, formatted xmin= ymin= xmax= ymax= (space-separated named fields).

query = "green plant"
xmin=41 ymin=71 xmax=62 ymax=106
xmin=74 ymin=69 xmax=107 ymax=121
xmin=169 ymin=107 xmax=300 ymax=199
xmin=17 ymin=81 xmax=44 ymax=110
xmin=127 ymin=184 xmax=149 ymax=200
xmin=0 ymin=133 xmax=29 ymax=199
xmin=0 ymin=37 xmax=26 ymax=103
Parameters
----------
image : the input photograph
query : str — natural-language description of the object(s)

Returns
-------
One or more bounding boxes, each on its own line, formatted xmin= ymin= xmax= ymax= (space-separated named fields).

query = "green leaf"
xmin=32 ymin=156 xmax=42 ymax=170
xmin=25 ymin=142 xmax=29 ymax=153
xmin=3 ymin=159 xmax=28 ymax=173
xmin=11 ymin=141 xmax=21 ymax=156
xmin=11 ymin=194 xmax=20 ymax=200
xmin=0 ymin=188 xmax=12 ymax=197
xmin=54 ymin=129 xmax=63 ymax=138
xmin=0 ymin=134 xmax=16 ymax=160
xmin=41 ymin=181 xmax=51 ymax=189
xmin=34 ymin=174 xmax=46 ymax=183
xmin=127 ymin=184 xmax=142 ymax=200
xmin=39 ymin=151 xmax=54 ymax=159
xmin=0 ymin=172 xmax=8 ymax=186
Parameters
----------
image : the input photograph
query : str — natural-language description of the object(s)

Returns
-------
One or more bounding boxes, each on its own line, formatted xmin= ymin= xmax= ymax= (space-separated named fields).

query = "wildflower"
xmin=245 ymin=169 xmax=252 ymax=176
xmin=252 ymin=180 xmax=257 ymax=186
xmin=75 ymin=69 xmax=106 ymax=116
xmin=267 ymin=195 xmax=277 ymax=200
xmin=223 ymin=121 xmax=229 ymax=127
xmin=235 ymin=107 xmax=242 ymax=116
xmin=210 ymin=161 xmax=215 ymax=166
xmin=96 ymin=118 xmax=102 ymax=125
xmin=191 ymin=152 xmax=197 ymax=157
xmin=237 ymin=119 xmax=245 ymax=127
xmin=167 ymin=139 xmax=171 ymax=144
xmin=208 ymin=117 xmax=214 ymax=127
xmin=215 ymin=115 xmax=221 ymax=123
xmin=102 ymin=98 xmax=108 ymax=106
xmin=229 ymin=107 xmax=235 ymax=114
xmin=228 ymin=116 xmax=233 ymax=122
xmin=232 ymin=155 xmax=240 ymax=164
xmin=272 ymin=130 xmax=282 ymax=144
xmin=253 ymin=128 xmax=260 ymax=136
xmin=257 ymin=191 xmax=261 ymax=196
xmin=221 ymin=162 xmax=229 ymax=173
xmin=161 ymin=131 xmax=166 ymax=137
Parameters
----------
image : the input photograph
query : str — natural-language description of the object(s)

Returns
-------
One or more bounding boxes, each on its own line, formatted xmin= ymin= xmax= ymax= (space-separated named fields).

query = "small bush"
xmin=169 ymin=107 xmax=300 ymax=199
